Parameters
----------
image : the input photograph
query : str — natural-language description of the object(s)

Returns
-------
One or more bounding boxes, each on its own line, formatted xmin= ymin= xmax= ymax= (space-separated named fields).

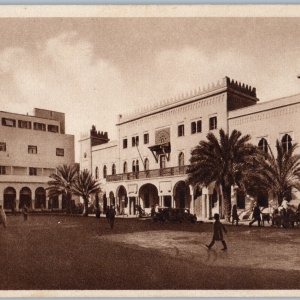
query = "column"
xmin=202 ymin=194 xmax=206 ymax=219
xmin=16 ymin=198 xmax=20 ymax=212
xmin=58 ymin=195 xmax=62 ymax=210
xmin=190 ymin=194 xmax=195 ymax=214
xmin=207 ymin=195 xmax=211 ymax=219
xmin=171 ymin=195 xmax=175 ymax=208
xmin=32 ymin=198 xmax=35 ymax=210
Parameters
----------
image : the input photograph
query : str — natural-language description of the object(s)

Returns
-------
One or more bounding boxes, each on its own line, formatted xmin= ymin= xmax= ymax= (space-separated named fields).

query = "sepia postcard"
xmin=1 ymin=4 xmax=300 ymax=298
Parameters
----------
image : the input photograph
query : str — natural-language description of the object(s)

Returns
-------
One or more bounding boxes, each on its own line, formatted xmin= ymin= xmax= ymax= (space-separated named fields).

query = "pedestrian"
xmin=206 ymin=213 xmax=228 ymax=251
xmin=0 ymin=205 xmax=7 ymax=228
xmin=231 ymin=204 xmax=239 ymax=226
xmin=106 ymin=206 xmax=110 ymax=224
xmin=23 ymin=203 xmax=29 ymax=221
xmin=109 ymin=205 xmax=116 ymax=229
xmin=249 ymin=203 xmax=261 ymax=227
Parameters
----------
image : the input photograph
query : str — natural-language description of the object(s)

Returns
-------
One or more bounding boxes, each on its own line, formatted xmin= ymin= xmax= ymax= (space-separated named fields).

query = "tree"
xmin=47 ymin=164 xmax=78 ymax=214
xmin=187 ymin=129 xmax=257 ymax=221
xmin=247 ymin=140 xmax=300 ymax=205
xmin=72 ymin=169 xmax=101 ymax=217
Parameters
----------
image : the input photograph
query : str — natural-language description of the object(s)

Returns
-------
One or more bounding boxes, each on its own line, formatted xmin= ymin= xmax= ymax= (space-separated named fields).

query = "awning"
xmin=148 ymin=142 xmax=171 ymax=162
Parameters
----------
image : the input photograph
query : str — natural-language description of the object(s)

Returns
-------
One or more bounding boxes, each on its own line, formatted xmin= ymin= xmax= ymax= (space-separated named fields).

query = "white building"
xmin=0 ymin=108 xmax=75 ymax=212
xmin=79 ymin=77 xmax=300 ymax=219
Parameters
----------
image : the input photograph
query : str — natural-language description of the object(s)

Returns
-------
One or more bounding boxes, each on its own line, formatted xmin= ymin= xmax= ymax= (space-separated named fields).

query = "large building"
xmin=0 ymin=108 xmax=75 ymax=211
xmin=79 ymin=77 xmax=300 ymax=219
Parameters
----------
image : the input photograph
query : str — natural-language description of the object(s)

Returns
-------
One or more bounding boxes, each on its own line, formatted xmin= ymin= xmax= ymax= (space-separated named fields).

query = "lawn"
xmin=0 ymin=214 xmax=300 ymax=290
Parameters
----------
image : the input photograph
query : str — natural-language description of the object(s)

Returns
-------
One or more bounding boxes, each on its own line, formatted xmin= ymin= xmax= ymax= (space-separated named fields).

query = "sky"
xmin=1 ymin=17 xmax=300 ymax=161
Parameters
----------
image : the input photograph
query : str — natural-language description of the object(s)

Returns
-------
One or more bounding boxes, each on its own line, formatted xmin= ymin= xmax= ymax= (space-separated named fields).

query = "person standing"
xmin=206 ymin=213 xmax=228 ymax=251
xmin=0 ymin=205 xmax=7 ymax=228
xmin=109 ymin=205 xmax=116 ymax=229
xmin=23 ymin=204 xmax=29 ymax=221
xmin=231 ymin=204 xmax=239 ymax=226
xmin=249 ymin=203 xmax=261 ymax=227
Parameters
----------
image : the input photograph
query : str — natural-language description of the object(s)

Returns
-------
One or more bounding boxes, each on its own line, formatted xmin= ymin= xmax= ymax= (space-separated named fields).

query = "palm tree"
xmin=47 ymin=164 xmax=78 ymax=214
xmin=72 ymin=169 xmax=101 ymax=217
xmin=247 ymin=140 xmax=300 ymax=205
xmin=187 ymin=129 xmax=257 ymax=221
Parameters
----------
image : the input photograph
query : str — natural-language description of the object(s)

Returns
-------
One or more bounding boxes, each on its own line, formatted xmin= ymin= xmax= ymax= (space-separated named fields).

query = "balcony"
xmin=106 ymin=165 xmax=188 ymax=182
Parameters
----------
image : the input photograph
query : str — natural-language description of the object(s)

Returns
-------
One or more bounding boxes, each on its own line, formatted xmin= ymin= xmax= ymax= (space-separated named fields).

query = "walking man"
xmin=23 ymin=203 xmax=29 ymax=221
xmin=206 ymin=213 xmax=228 ymax=251
xmin=109 ymin=205 xmax=116 ymax=229
xmin=249 ymin=203 xmax=261 ymax=227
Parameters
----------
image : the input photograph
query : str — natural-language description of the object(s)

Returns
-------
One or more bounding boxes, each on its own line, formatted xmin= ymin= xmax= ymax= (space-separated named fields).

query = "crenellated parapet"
xmin=118 ymin=76 xmax=258 ymax=124
xmin=225 ymin=77 xmax=257 ymax=98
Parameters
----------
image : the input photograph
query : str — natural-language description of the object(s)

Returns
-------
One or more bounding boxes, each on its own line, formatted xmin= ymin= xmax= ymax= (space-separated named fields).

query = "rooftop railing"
xmin=106 ymin=165 xmax=188 ymax=182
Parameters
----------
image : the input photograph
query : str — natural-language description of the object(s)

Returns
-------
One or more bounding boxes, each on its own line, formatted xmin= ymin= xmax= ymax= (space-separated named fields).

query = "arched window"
xmin=258 ymin=138 xmax=268 ymax=153
xmin=123 ymin=161 xmax=127 ymax=173
xmin=144 ymin=158 xmax=149 ymax=171
xmin=103 ymin=165 xmax=107 ymax=179
xmin=282 ymin=134 xmax=292 ymax=152
xmin=136 ymin=160 xmax=139 ymax=173
xmin=112 ymin=164 xmax=116 ymax=175
xmin=95 ymin=166 xmax=99 ymax=179
xmin=132 ymin=161 xmax=136 ymax=173
xmin=178 ymin=152 xmax=184 ymax=167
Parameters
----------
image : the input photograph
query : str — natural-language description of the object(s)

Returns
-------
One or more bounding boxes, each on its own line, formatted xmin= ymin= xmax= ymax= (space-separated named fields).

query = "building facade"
xmin=79 ymin=77 xmax=300 ymax=219
xmin=0 ymin=108 xmax=75 ymax=211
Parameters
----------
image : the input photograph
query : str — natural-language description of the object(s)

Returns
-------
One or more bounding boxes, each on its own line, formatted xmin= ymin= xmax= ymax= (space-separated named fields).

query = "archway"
xmin=62 ymin=194 xmax=67 ymax=210
xmin=109 ymin=191 xmax=115 ymax=206
xmin=3 ymin=187 xmax=16 ymax=210
xmin=257 ymin=190 xmax=268 ymax=207
xmin=139 ymin=183 xmax=159 ymax=209
xmin=116 ymin=185 xmax=128 ymax=214
xmin=102 ymin=193 xmax=108 ymax=212
xmin=174 ymin=181 xmax=191 ymax=209
xmin=35 ymin=187 xmax=46 ymax=209
xmin=19 ymin=187 xmax=32 ymax=209
xmin=49 ymin=195 xmax=59 ymax=210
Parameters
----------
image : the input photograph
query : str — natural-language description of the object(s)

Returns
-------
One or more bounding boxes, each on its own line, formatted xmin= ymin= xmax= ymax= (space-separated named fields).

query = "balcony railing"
xmin=106 ymin=165 xmax=188 ymax=182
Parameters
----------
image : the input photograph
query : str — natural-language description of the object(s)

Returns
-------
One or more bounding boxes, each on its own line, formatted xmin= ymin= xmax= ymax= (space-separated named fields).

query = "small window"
xmin=258 ymin=138 xmax=268 ymax=154
xmin=136 ymin=160 xmax=139 ymax=173
xmin=56 ymin=148 xmax=64 ymax=156
xmin=48 ymin=124 xmax=59 ymax=133
xmin=0 ymin=142 xmax=6 ymax=152
xmin=0 ymin=166 xmax=6 ymax=175
xmin=191 ymin=122 xmax=196 ymax=134
xmin=132 ymin=136 xmax=139 ymax=147
xmin=95 ymin=167 xmax=99 ymax=179
xmin=123 ymin=161 xmax=127 ymax=173
xmin=18 ymin=120 xmax=31 ymax=129
xmin=29 ymin=167 xmax=37 ymax=176
xmin=33 ymin=122 xmax=46 ymax=131
xmin=178 ymin=152 xmax=184 ymax=167
xmin=28 ymin=145 xmax=37 ymax=154
xmin=144 ymin=133 xmax=149 ymax=144
xmin=2 ymin=118 xmax=16 ymax=127
xmin=132 ymin=161 xmax=136 ymax=173
xmin=112 ymin=164 xmax=116 ymax=175
xmin=209 ymin=116 xmax=217 ymax=130
xmin=178 ymin=124 xmax=185 ymax=137
xmin=282 ymin=134 xmax=292 ymax=152
xmin=197 ymin=120 xmax=202 ymax=133
xmin=123 ymin=138 xmax=128 ymax=149
xmin=144 ymin=158 xmax=149 ymax=171
xmin=103 ymin=165 xmax=107 ymax=179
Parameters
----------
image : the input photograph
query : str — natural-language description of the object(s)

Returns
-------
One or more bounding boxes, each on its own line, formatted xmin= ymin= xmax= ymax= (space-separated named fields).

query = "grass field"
xmin=0 ymin=214 xmax=300 ymax=290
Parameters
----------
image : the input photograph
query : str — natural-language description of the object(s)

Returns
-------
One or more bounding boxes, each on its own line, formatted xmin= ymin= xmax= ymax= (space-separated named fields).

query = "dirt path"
xmin=99 ymin=229 xmax=300 ymax=272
